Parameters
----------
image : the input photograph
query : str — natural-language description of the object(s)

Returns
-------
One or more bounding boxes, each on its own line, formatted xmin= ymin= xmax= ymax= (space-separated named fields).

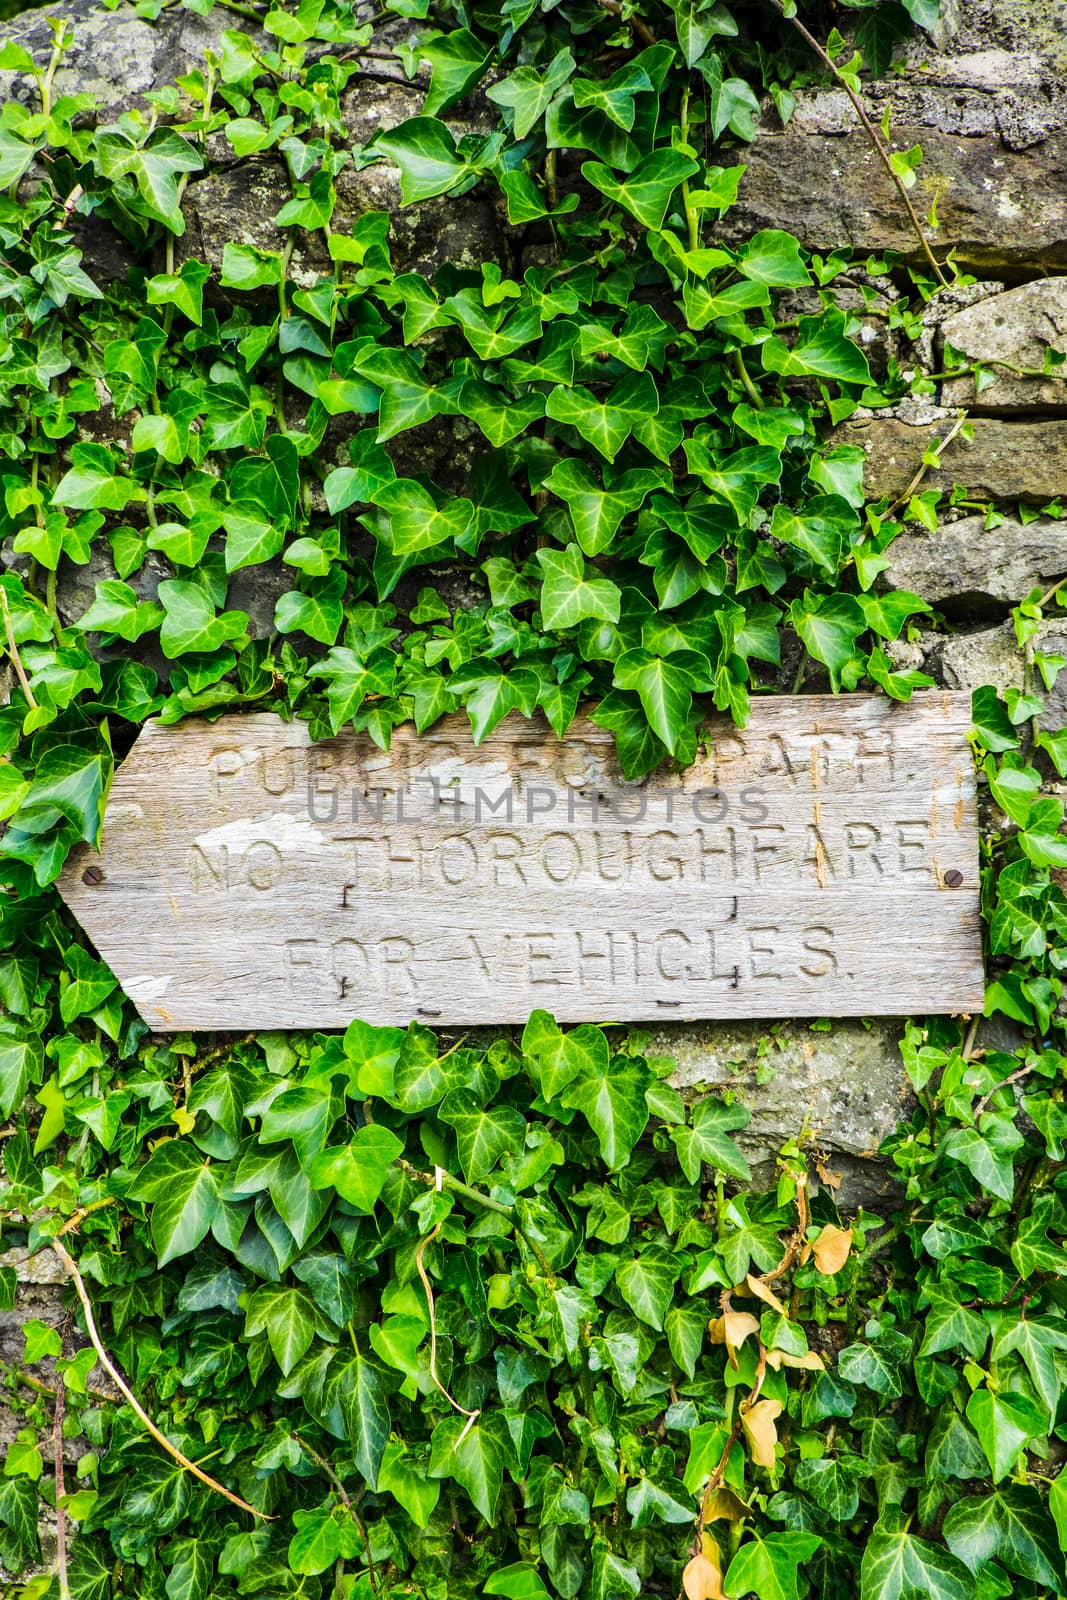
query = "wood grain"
xmin=57 ymin=694 xmax=985 ymax=1030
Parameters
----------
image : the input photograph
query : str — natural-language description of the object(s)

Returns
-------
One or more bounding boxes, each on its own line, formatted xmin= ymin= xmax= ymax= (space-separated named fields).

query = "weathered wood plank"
xmin=57 ymin=694 xmax=984 ymax=1029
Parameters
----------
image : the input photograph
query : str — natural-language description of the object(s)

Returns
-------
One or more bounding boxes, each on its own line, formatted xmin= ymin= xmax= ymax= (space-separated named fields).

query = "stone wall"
xmin=2 ymin=1 xmax=1066 ymax=1195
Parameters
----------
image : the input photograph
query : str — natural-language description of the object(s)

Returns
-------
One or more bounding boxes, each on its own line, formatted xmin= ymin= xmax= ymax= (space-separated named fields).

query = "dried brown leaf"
xmin=740 ymin=1397 xmax=783 ymax=1470
xmin=765 ymin=1348 xmax=824 ymax=1373
xmin=708 ymin=1310 xmax=760 ymax=1368
xmin=812 ymin=1224 xmax=854 ymax=1276
xmin=683 ymin=1536 xmax=727 ymax=1600
xmin=745 ymin=1273 xmax=788 ymax=1316
xmin=815 ymin=1158 xmax=842 ymax=1191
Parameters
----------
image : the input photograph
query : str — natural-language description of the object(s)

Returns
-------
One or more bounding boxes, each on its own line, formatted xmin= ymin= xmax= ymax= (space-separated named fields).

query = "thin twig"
xmin=767 ymin=0 xmax=948 ymax=287
xmin=14 ymin=1369 xmax=118 ymax=1405
xmin=692 ymin=1344 xmax=766 ymax=1549
xmin=48 ymin=1237 xmax=271 ymax=1520
xmin=886 ymin=411 xmax=969 ymax=518
xmin=1036 ymin=576 xmax=1067 ymax=611
xmin=760 ymin=1171 xmax=809 ymax=1285
xmin=399 ymin=1158 xmax=557 ymax=1279
xmin=974 ymin=1063 xmax=1038 ymax=1122
xmin=56 ymin=1196 xmax=118 ymax=1238
xmin=414 ymin=1220 xmax=480 ymax=1439
xmin=961 ymin=1014 xmax=982 ymax=1063
xmin=0 ymin=591 xmax=39 ymax=710
xmin=52 ymin=185 xmax=84 ymax=232
xmin=54 ymin=1351 xmax=70 ymax=1600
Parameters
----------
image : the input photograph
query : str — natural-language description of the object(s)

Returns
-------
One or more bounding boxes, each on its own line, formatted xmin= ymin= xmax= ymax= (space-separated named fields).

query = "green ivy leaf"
xmin=429 ymin=1414 xmax=507 ymax=1524
xmin=537 ymin=544 xmax=621 ymax=629
xmin=371 ymin=117 xmax=470 ymax=203
xmin=59 ymin=946 xmax=117 ymax=1023
xmin=859 ymin=1516 xmax=973 ymax=1600
xmin=615 ymin=1246 xmax=678 ymax=1330
xmin=0 ymin=127 xmax=38 ymax=190
xmin=794 ymin=1455 xmax=862 ymax=1522
xmin=486 ymin=51 xmax=575 ymax=138
xmin=918 ymin=1285 xmax=989 ymax=1361
xmin=0 ymin=1028 xmax=43 ymax=1119
xmin=669 ymin=0 xmax=737 ymax=68
xmin=308 ymin=1125 xmax=405 ymax=1209
xmin=944 ymin=1488 xmax=1066 ymax=1589
xmin=724 ymin=1531 xmax=822 ymax=1600
xmin=612 ymin=647 xmax=709 ymax=756
xmin=671 ymin=1097 xmax=751 ymax=1183
xmin=790 ymin=591 xmax=866 ymax=688
xmin=288 ymin=1508 xmax=343 ymax=1576
xmin=92 ymin=126 xmax=203 ymax=232
xmin=130 ymin=1143 xmax=222 ymax=1266
xmin=544 ymin=460 xmax=666 ymax=556
xmin=245 ymin=1283 xmax=321 ymax=1375
xmin=583 ymin=148 xmax=700 ymax=230
xmin=439 ymin=1090 xmax=526 ymax=1183
xmin=965 ymin=1388 xmax=1047 ymax=1483
xmin=379 ymin=1439 xmax=441 ymax=1523
xmin=326 ymin=1351 xmax=393 ymax=1487
xmin=158 ymin=580 xmax=248 ymax=658
xmin=545 ymin=370 xmax=659 ymax=463
xmin=562 ymin=1053 xmax=653 ymax=1170
xmin=838 ymin=1333 xmax=910 ymax=1399
xmin=762 ymin=309 xmax=872 ymax=386
xmin=421 ymin=28 xmax=493 ymax=117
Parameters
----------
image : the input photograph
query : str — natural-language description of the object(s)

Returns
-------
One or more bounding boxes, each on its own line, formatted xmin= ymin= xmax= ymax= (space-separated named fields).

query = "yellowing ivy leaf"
xmin=741 ymin=1398 xmax=783 ymax=1470
xmin=709 ymin=1311 xmax=759 ymax=1368
xmin=683 ymin=1534 xmax=727 ymax=1600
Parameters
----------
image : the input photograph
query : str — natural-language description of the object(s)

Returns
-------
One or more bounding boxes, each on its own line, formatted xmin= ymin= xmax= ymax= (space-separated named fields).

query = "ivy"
xmin=1 ymin=0 xmax=1067 ymax=1595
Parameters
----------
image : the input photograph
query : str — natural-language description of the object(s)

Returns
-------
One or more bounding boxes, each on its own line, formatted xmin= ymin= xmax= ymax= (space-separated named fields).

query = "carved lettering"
xmin=62 ymin=699 xmax=982 ymax=1029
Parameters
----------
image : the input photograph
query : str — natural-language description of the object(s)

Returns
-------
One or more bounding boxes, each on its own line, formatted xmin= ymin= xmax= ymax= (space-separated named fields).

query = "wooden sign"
xmin=57 ymin=695 xmax=983 ymax=1030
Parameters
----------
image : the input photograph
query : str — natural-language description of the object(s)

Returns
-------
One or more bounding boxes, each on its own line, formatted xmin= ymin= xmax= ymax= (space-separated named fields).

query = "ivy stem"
xmin=730 ymin=348 xmax=764 ymax=410
xmin=46 ymin=1236 xmax=272 ymax=1520
xmin=1036 ymin=576 xmax=1067 ymax=611
xmin=54 ymin=1358 xmax=70 ymax=1600
xmin=295 ymin=1436 xmax=379 ymax=1592
xmin=397 ymin=1157 xmax=513 ymax=1220
xmin=885 ymin=410 xmax=969 ymax=518
xmin=38 ymin=25 xmax=69 ymax=120
xmin=0 ymin=590 xmax=39 ymax=710
xmin=275 ymin=236 xmax=295 ymax=431
xmin=973 ymin=1062 xmax=1038 ymax=1122
xmin=414 ymin=1222 xmax=482 ymax=1434
xmin=679 ymin=87 xmax=699 ymax=255
xmin=399 ymin=1157 xmax=557 ymax=1281
xmin=765 ymin=0 xmax=949 ymax=288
